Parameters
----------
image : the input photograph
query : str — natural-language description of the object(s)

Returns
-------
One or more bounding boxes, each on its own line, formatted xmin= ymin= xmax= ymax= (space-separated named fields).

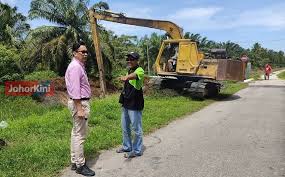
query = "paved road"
xmin=62 ymin=71 xmax=285 ymax=177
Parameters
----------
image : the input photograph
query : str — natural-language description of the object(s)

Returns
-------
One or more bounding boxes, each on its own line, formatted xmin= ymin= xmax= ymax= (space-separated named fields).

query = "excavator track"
xmin=153 ymin=77 xmax=221 ymax=99
xmin=183 ymin=80 xmax=221 ymax=98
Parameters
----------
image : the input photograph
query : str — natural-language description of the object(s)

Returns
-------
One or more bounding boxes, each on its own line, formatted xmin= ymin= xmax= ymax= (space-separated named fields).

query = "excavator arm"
xmin=89 ymin=9 xmax=183 ymax=40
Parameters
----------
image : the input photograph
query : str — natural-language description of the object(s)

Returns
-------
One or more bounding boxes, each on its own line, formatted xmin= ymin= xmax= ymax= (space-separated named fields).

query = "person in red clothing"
xmin=264 ymin=63 xmax=272 ymax=80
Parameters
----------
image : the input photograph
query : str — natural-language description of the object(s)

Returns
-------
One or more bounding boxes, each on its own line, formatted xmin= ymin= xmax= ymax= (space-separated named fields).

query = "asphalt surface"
xmin=61 ymin=71 xmax=285 ymax=177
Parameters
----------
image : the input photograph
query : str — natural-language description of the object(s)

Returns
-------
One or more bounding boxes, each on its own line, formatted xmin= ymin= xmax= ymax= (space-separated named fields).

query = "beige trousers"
xmin=68 ymin=99 xmax=90 ymax=167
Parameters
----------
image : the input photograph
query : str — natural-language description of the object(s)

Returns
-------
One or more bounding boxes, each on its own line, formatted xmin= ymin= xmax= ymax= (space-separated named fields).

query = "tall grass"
xmin=277 ymin=71 xmax=285 ymax=80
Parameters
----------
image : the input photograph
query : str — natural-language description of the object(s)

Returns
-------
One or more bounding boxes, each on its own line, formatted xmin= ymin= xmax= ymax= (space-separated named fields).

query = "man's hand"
xmin=74 ymin=99 xmax=86 ymax=119
xmin=119 ymin=76 xmax=129 ymax=81
xmin=118 ymin=73 xmax=137 ymax=82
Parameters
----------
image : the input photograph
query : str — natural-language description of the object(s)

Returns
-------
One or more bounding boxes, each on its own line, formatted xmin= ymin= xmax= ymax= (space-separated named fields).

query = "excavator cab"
xmin=155 ymin=39 xmax=204 ymax=76
xmin=210 ymin=49 xmax=228 ymax=59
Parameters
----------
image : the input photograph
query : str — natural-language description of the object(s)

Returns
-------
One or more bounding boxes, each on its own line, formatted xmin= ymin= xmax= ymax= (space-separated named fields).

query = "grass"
xmin=250 ymin=68 xmax=264 ymax=80
xmin=0 ymin=81 xmax=247 ymax=177
xmin=277 ymin=70 xmax=285 ymax=80
xmin=215 ymin=81 xmax=248 ymax=99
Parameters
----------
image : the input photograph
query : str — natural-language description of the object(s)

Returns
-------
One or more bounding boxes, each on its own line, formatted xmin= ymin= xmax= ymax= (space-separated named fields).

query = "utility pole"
xmin=89 ymin=10 xmax=107 ymax=97
xmin=147 ymin=42 xmax=150 ymax=75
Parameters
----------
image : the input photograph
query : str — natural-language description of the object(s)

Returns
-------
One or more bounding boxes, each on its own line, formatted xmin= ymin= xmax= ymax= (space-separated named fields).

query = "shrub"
xmin=24 ymin=70 xmax=58 ymax=81
xmin=0 ymin=45 xmax=23 ymax=83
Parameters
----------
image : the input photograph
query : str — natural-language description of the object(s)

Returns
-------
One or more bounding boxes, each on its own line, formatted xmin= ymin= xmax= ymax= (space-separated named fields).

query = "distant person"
xmin=65 ymin=41 xmax=95 ymax=176
xmin=167 ymin=46 xmax=178 ymax=72
xmin=117 ymin=52 xmax=144 ymax=158
xmin=264 ymin=63 xmax=272 ymax=80
xmin=167 ymin=56 xmax=177 ymax=72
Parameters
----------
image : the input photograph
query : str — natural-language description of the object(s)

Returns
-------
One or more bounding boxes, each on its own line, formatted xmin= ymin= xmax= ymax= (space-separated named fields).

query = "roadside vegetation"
xmin=277 ymin=71 xmax=285 ymax=80
xmin=250 ymin=68 xmax=264 ymax=80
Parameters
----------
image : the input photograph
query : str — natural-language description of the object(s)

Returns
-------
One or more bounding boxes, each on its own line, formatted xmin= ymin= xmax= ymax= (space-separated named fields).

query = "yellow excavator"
xmin=89 ymin=9 xmax=244 ymax=97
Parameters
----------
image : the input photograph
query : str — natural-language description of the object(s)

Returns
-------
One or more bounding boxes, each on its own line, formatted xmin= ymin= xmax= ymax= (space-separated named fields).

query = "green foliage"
xmin=277 ymin=71 xmax=285 ymax=80
xmin=248 ymin=43 xmax=285 ymax=68
xmin=138 ymin=33 xmax=164 ymax=75
xmin=0 ymin=44 xmax=23 ymax=83
xmin=24 ymin=0 xmax=110 ymax=76
xmin=24 ymin=70 xmax=58 ymax=81
xmin=0 ymin=2 xmax=30 ymax=46
xmin=250 ymin=68 xmax=264 ymax=80
xmin=0 ymin=95 xmax=63 ymax=121
xmin=220 ymin=81 xmax=248 ymax=95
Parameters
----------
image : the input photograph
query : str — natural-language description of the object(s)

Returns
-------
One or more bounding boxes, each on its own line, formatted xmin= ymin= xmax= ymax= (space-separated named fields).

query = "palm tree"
xmin=217 ymin=41 xmax=244 ymax=59
xmin=91 ymin=1 xmax=109 ymax=10
xmin=184 ymin=32 xmax=212 ymax=49
xmin=137 ymin=33 xmax=163 ymax=74
xmin=0 ymin=3 xmax=30 ymax=47
xmin=25 ymin=0 xmax=110 ymax=76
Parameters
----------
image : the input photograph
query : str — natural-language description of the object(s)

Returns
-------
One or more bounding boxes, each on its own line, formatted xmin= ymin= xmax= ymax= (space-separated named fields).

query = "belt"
xmin=70 ymin=97 xmax=90 ymax=100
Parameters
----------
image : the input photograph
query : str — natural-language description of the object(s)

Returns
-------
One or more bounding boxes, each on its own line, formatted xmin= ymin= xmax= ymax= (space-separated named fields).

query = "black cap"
xmin=126 ymin=52 xmax=140 ymax=60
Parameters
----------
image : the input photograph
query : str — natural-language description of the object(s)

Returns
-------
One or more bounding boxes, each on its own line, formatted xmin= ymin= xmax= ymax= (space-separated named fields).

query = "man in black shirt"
xmin=117 ymin=52 xmax=144 ymax=158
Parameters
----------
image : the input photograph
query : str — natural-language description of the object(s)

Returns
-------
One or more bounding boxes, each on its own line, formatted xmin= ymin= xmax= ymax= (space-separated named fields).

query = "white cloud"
xmin=124 ymin=7 xmax=152 ymax=19
xmin=0 ymin=0 xmax=16 ymax=6
xmin=166 ymin=7 xmax=224 ymax=31
xmin=232 ymin=5 xmax=285 ymax=29
xmin=108 ymin=2 xmax=153 ymax=19
xmin=169 ymin=7 xmax=222 ymax=20
xmin=166 ymin=4 xmax=285 ymax=32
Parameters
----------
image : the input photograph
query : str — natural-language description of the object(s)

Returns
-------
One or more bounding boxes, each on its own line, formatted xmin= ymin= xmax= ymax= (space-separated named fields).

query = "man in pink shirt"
xmin=65 ymin=41 xmax=95 ymax=176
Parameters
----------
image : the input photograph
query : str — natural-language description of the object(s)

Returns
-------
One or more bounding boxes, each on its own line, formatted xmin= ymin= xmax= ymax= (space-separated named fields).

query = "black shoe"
xmin=71 ymin=163 xmax=77 ymax=171
xmin=124 ymin=151 xmax=142 ymax=158
xmin=116 ymin=147 xmax=131 ymax=153
xmin=76 ymin=164 xmax=95 ymax=176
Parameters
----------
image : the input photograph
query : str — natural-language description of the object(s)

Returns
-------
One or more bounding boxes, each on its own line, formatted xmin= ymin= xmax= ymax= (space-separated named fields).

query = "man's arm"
xmin=120 ymin=72 xmax=137 ymax=81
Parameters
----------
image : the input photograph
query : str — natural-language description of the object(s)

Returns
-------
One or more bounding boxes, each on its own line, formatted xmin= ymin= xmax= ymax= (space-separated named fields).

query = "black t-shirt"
xmin=119 ymin=66 xmax=144 ymax=110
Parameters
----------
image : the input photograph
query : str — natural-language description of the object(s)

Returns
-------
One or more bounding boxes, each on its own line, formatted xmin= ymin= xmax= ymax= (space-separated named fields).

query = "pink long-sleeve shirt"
xmin=65 ymin=58 xmax=91 ymax=99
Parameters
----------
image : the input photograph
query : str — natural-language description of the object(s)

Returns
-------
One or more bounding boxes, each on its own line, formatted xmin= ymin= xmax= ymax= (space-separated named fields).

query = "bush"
xmin=277 ymin=71 xmax=285 ymax=80
xmin=0 ymin=45 xmax=23 ymax=83
xmin=24 ymin=70 xmax=58 ymax=81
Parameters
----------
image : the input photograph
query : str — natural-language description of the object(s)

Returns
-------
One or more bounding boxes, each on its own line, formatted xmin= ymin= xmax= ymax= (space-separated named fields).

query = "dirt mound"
xmin=42 ymin=77 xmax=158 ymax=105
xmin=43 ymin=77 xmax=119 ymax=105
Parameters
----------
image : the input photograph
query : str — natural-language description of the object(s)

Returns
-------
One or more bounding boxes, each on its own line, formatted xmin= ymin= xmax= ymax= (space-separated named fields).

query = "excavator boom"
xmin=90 ymin=9 xmax=183 ymax=39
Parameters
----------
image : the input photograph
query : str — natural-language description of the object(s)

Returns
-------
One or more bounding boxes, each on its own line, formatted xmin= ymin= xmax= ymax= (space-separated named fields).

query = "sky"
xmin=1 ymin=0 xmax=285 ymax=52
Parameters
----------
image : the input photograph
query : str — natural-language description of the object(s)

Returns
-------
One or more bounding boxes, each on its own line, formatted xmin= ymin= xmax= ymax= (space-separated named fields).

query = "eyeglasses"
xmin=77 ymin=50 xmax=88 ymax=55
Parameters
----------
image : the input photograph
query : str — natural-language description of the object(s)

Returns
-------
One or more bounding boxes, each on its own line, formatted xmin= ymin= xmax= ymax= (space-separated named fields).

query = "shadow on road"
xmin=211 ymin=94 xmax=241 ymax=101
